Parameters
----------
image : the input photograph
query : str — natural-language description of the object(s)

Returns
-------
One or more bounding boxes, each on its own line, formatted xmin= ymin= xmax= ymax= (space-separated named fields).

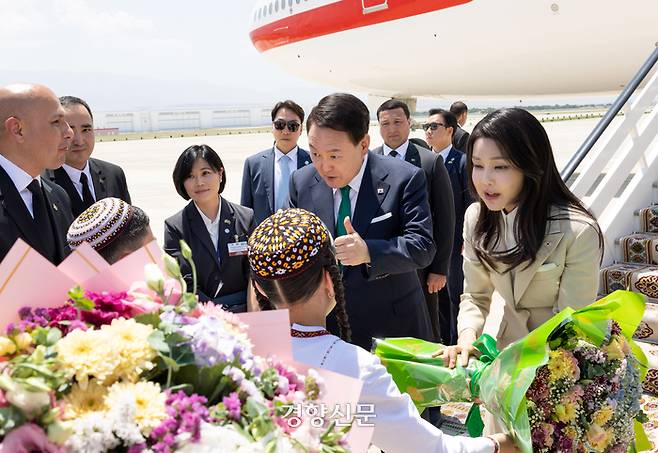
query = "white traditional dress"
xmin=291 ymin=323 xmax=494 ymax=453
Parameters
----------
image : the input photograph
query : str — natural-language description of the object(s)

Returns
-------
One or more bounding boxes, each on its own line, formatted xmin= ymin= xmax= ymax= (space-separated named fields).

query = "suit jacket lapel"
xmin=513 ymin=227 xmax=565 ymax=302
xmin=186 ymin=203 xmax=221 ymax=269
xmin=51 ymin=168 xmax=85 ymax=215
xmin=41 ymin=180 xmax=69 ymax=261
xmin=404 ymin=143 xmax=421 ymax=168
xmin=297 ymin=149 xmax=311 ymax=169
xmin=352 ymin=155 xmax=389 ymax=236
xmin=217 ymin=199 xmax=234 ymax=270
xmin=263 ymin=149 xmax=275 ymax=214
xmin=310 ymin=173 xmax=336 ymax=237
xmin=0 ymin=166 xmax=45 ymax=253
xmin=372 ymin=146 xmax=384 ymax=156
xmin=444 ymin=147 xmax=460 ymax=174
xmin=89 ymin=159 xmax=107 ymax=200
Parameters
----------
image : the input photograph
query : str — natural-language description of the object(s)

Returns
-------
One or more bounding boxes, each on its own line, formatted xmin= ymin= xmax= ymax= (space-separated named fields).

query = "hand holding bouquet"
xmin=374 ymin=291 xmax=651 ymax=453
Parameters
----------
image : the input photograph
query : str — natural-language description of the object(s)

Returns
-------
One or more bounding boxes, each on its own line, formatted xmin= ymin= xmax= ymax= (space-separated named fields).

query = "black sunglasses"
xmin=422 ymin=122 xmax=447 ymax=131
xmin=273 ymin=119 xmax=301 ymax=132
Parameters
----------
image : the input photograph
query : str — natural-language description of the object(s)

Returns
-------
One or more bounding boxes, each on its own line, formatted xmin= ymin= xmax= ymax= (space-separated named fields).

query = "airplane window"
xmin=269 ymin=2 xmax=273 ymax=14
xmin=263 ymin=5 xmax=267 ymax=16
xmin=281 ymin=0 xmax=286 ymax=9
xmin=275 ymin=0 xmax=278 ymax=12
xmin=296 ymin=0 xmax=301 ymax=3
xmin=288 ymin=0 xmax=292 ymax=7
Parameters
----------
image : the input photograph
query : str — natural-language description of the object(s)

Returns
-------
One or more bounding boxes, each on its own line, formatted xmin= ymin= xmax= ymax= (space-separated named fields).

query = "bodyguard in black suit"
xmin=288 ymin=94 xmax=435 ymax=350
xmin=241 ymin=100 xmax=311 ymax=226
xmin=426 ymin=108 xmax=474 ymax=344
xmin=43 ymin=97 xmax=131 ymax=218
xmin=373 ymin=99 xmax=455 ymax=343
xmin=0 ymin=83 xmax=75 ymax=264
xmin=450 ymin=101 xmax=471 ymax=152
xmin=165 ymin=145 xmax=254 ymax=313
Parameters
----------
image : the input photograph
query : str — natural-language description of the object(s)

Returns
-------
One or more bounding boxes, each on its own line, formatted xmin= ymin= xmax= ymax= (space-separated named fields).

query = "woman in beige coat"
xmin=440 ymin=108 xmax=603 ymax=368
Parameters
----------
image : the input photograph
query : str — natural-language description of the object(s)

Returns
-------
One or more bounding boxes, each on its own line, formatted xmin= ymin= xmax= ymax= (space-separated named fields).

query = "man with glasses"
xmin=373 ymin=99 xmax=455 ymax=345
xmin=424 ymin=108 xmax=473 ymax=345
xmin=241 ymin=100 xmax=311 ymax=225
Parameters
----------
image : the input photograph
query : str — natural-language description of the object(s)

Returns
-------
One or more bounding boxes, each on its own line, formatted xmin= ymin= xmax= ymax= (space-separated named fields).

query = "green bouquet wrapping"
xmin=373 ymin=291 xmax=651 ymax=453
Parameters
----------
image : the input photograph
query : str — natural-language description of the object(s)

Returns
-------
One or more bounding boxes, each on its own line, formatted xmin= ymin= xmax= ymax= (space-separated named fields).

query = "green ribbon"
xmin=374 ymin=291 xmax=650 ymax=453
xmin=464 ymin=334 xmax=500 ymax=437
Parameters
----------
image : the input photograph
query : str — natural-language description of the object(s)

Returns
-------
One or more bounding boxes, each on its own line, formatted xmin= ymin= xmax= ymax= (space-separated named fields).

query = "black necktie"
xmin=27 ymin=180 xmax=56 ymax=261
xmin=79 ymin=173 xmax=95 ymax=210
xmin=389 ymin=150 xmax=399 ymax=158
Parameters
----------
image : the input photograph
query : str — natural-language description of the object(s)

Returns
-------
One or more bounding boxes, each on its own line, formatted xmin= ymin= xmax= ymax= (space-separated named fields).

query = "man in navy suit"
xmin=43 ymin=96 xmax=131 ymax=218
xmin=373 ymin=99 xmax=455 ymax=344
xmin=241 ymin=100 xmax=311 ymax=226
xmin=425 ymin=108 xmax=474 ymax=344
xmin=288 ymin=93 xmax=435 ymax=350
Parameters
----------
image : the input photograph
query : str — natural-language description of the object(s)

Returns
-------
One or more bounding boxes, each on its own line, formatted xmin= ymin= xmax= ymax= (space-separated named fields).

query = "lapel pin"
xmin=53 ymin=204 xmax=58 ymax=211
xmin=224 ymin=219 xmax=231 ymax=224
xmin=224 ymin=228 xmax=230 ymax=234
xmin=304 ymin=161 xmax=310 ymax=165
xmin=377 ymin=188 xmax=384 ymax=195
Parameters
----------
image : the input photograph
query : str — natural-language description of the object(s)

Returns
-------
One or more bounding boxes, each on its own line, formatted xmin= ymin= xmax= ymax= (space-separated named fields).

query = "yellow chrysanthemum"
xmin=56 ymin=329 xmax=119 ymax=387
xmin=63 ymin=381 xmax=108 ymax=419
xmin=100 ymin=318 xmax=156 ymax=383
xmin=547 ymin=350 xmax=576 ymax=381
xmin=106 ymin=381 xmax=167 ymax=436
xmin=592 ymin=405 xmax=614 ymax=426
xmin=554 ymin=402 xmax=578 ymax=423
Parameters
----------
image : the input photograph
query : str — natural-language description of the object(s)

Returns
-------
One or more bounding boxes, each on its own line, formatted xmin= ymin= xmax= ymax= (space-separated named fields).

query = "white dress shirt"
xmin=274 ymin=146 xmax=298 ymax=197
xmin=383 ymin=140 xmax=410 ymax=161
xmin=437 ymin=144 xmax=452 ymax=163
xmin=291 ymin=323 xmax=495 ymax=453
xmin=194 ymin=197 xmax=223 ymax=252
xmin=62 ymin=162 xmax=96 ymax=202
xmin=332 ymin=154 xmax=368 ymax=220
xmin=0 ymin=153 xmax=40 ymax=217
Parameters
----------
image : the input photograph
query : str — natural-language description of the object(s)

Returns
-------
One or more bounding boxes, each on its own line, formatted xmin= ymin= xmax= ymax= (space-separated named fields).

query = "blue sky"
xmin=0 ymin=0 xmax=613 ymax=111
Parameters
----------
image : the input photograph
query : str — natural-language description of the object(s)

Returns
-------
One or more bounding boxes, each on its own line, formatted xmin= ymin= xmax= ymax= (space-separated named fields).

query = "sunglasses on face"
xmin=273 ymin=119 xmax=301 ymax=132
xmin=422 ymin=122 xmax=447 ymax=131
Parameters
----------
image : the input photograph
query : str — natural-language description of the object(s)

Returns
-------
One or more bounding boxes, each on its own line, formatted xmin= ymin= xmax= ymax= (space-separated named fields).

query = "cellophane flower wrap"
xmin=0 ymin=243 xmax=351 ymax=452
xmin=373 ymin=290 xmax=651 ymax=453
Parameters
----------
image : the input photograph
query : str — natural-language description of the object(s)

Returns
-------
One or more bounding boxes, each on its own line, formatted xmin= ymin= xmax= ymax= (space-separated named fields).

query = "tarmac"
xmin=90 ymin=117 xmax=613 ymax=245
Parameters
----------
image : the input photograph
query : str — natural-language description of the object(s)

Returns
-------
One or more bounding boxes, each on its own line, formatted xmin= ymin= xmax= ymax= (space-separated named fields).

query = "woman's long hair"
xmin=252 ymin=245 xmax=351 ymax=342
xmin=465 ymin=108 xmax=603 ymax=271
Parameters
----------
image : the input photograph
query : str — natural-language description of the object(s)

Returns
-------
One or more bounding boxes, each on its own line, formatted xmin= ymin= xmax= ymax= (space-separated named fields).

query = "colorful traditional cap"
xmin=67 ymin=197 xmax=134 ymax=251
xmin=248 ymin=208 xmax=331 ymax=279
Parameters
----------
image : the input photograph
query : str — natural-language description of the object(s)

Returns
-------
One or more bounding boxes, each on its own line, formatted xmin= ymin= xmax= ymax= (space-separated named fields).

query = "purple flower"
xmin=223 ymin=392 xmax=242 ymax=420
xmin=145 ymin=390 xmax=209 ymax=452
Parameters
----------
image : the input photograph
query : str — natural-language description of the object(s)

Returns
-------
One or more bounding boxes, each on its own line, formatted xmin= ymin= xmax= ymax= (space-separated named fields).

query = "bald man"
xmin=0 ymin=83 xmax=75 ymax=264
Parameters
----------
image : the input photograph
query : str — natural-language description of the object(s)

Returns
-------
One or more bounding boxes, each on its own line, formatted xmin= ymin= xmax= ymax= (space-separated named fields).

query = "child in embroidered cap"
xmin=67 ymin=197 xmax=155 ymax=264
xmin=247 ymin=208 xmax=517 ymax=453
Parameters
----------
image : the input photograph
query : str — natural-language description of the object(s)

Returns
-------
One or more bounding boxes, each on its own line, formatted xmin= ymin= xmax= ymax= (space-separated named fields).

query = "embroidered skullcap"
xmin=248 ymin=208 xmax=331 ymax=279
xmin=67 ymin=197 xmax=134 ymax=251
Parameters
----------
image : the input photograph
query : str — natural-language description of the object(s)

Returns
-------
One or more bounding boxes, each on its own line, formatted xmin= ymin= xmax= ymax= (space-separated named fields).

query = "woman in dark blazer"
xmin=165 ymin=145 xmax=254 ymax=312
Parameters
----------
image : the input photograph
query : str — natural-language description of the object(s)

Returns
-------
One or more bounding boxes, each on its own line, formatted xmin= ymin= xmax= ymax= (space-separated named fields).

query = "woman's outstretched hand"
xmin=432 ymin=329 xmax=478 ymax=368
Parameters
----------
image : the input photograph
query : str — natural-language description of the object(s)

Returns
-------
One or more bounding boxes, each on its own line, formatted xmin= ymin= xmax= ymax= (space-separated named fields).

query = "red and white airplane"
xmin=249 ymin=0 xmax=658 ymax=97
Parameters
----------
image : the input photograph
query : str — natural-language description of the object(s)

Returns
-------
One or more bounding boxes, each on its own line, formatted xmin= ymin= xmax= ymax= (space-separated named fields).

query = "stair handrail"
xmin=561 ymin=45 xmax=658 ymax=182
